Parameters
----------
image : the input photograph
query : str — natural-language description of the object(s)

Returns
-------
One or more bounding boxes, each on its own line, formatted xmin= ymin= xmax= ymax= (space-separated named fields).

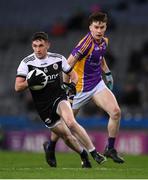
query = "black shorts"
xmin=36 ymin=94 xmax=67 ymax=128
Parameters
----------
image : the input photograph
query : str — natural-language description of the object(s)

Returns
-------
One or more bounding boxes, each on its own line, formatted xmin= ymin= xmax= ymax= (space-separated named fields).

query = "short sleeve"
xmin=62 ymin=56 xmax=71 ymax=74
xmin=16 ymin=61 xmax=29 ymax=78
xmin=71 ymin=33 xmax=92 ymax=60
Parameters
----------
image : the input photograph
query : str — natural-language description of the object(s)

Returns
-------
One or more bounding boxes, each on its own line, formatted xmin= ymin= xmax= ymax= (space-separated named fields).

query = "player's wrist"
xmin=104 ymin=71 xmax=113 ymax=91
xmin=105 ymin=71 xmax=112 ymax=76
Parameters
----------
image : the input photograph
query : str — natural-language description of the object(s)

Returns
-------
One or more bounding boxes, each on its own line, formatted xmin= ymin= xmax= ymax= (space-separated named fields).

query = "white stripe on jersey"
xmin=17 ymin=52 xmax=71 ymax=77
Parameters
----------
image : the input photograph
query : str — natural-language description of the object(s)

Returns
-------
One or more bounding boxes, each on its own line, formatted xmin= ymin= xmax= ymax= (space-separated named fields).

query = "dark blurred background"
xmin=0 ymin=0 xmax=148 ymax=154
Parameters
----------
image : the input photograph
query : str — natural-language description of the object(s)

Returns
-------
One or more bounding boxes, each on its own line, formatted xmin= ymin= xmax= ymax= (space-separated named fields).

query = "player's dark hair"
xmin=31 ymin=32 xmax=49 ymax=41
xmin=88 ymin=12 xmax=108 ymax=25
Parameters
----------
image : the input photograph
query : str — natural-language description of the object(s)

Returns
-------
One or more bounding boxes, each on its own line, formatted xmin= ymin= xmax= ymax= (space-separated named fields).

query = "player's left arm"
xmin=101 ymin=57 xmax=113 ymax=90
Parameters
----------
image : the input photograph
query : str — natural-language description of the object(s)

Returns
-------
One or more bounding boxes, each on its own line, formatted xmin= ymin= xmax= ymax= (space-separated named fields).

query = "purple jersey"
xmin=71 ymin=32 xmax=108 ymax=92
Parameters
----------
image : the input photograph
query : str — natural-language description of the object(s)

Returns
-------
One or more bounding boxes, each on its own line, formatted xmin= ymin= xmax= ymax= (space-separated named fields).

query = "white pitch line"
xmin=61 ymin=167 xmax=142 ymax=171
xmin=0 ymin=167 xmax=143 ymax=171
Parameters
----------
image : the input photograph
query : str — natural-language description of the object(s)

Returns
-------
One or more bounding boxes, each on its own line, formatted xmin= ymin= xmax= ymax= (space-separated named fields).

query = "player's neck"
xmin=35 ymin=53 xmax=48 ymax=60
xmin=94 ymin=38 xmax=103 ymax=44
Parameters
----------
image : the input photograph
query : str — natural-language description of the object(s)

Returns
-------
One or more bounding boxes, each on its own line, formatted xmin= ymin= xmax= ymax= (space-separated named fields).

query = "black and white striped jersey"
xmin=16 ymin=52 xmax=71 ymax=110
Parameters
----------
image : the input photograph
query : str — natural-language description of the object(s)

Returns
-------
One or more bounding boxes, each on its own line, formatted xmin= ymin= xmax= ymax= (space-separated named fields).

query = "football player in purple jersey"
xmin=47 ymin=12 xmax=124 ymax=166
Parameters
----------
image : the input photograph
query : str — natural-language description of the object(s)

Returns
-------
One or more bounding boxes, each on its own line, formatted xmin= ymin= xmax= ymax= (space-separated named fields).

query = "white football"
xmin=26 ymin=69 xmax=48 ymax=90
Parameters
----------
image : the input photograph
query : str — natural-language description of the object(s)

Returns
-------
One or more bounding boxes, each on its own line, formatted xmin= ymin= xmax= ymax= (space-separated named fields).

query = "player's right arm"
xmin=63 ymin=54 xmax=78 ymax=83
xmin=67 ymin=54 xmax=78 ymax=69
xmin=67 ymin=33 xmax=91 ymax=69
xmin=15 ymin=77 xmax=28 ymax=92
xmin=15 ymin=60 xmax=29 ymax=92
xmin=64 ymin=33 xmax=91 ymax=83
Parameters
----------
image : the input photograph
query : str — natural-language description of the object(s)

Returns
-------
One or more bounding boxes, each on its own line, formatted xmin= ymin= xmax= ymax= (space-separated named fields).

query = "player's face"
xmin=32 ymin=39 xmax=50 ymax=59
xmin=89 ymin=21 xmax=107 ymax=42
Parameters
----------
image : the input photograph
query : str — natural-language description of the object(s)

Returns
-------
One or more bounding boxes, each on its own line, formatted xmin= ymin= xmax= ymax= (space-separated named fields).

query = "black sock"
xmin=80 ymin=149 xmax=88 ymax=159
xmin=47 ymin=140 xmax=57 ymax=151
xmin=90 ymin=149 xmax=97 ymax=158
xmin=108 ymin=137 xmax=115 ymax=149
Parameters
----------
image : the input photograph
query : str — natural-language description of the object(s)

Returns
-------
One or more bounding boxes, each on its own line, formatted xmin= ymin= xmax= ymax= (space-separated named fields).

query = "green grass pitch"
xmin=0 ymin=151 xmax=148 ymax=179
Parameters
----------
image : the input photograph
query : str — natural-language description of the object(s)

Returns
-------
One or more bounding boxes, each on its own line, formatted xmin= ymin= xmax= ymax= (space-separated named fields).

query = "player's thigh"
xmin=92 ymin=88 xmax=120 ymax=114
xmin=51 ymin=119 xmax=71 ymax=137
xmin=57 ymin=100 xmax=76 ymax=124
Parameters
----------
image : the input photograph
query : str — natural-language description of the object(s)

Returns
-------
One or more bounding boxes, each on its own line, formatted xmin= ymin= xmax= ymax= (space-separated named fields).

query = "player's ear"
xmin=46 ymin=41 xmax=50 ymax=50
xmin=104 ymin=24 xmax=107 ymax=31
xmin=31 ymin=43 xmax=34 ymax=49
xmin=89 ymin=24 xmax=92 ymax=31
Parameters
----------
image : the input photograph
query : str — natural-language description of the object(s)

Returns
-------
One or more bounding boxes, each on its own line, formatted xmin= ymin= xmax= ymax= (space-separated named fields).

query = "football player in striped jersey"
xmin=15 ymin=31 xmax=106 ymax=168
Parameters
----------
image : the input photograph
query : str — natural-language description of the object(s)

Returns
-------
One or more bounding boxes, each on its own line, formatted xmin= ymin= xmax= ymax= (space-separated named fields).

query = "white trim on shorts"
xmin=45 ymin=120 xmax=61 ymax=129
xmin=72 ymin=80 xmax=107 ymax=110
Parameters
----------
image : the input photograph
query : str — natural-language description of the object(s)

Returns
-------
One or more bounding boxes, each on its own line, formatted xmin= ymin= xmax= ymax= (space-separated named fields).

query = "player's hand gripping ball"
xmin=27 ymin=69 xmax=48 ymax=90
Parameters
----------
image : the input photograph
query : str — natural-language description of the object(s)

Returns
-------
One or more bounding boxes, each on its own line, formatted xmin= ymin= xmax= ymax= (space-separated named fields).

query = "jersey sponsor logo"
xmin=47 ymin=73 xmax=59 ymax=82
xmin=90 ymin=62 xmax=99 ymax=66
xmin=41 ymin=63 xmax=48 ymax=65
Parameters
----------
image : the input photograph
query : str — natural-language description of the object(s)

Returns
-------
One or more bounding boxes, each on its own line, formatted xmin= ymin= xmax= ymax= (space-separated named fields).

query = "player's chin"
xmin=36 ymin=54 xmax=44 ymax=59
xmin=96 ymin=35 xmax=102 ymax=40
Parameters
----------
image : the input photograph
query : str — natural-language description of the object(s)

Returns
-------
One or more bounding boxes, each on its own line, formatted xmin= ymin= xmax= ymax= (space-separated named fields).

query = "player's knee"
xmin=63 ymin=116 xmax=77 ymax=130
xmin=111 ymin=107 xmax=121 ymax=121
xmin=67 ymin=120 xmax=78 ymax=131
